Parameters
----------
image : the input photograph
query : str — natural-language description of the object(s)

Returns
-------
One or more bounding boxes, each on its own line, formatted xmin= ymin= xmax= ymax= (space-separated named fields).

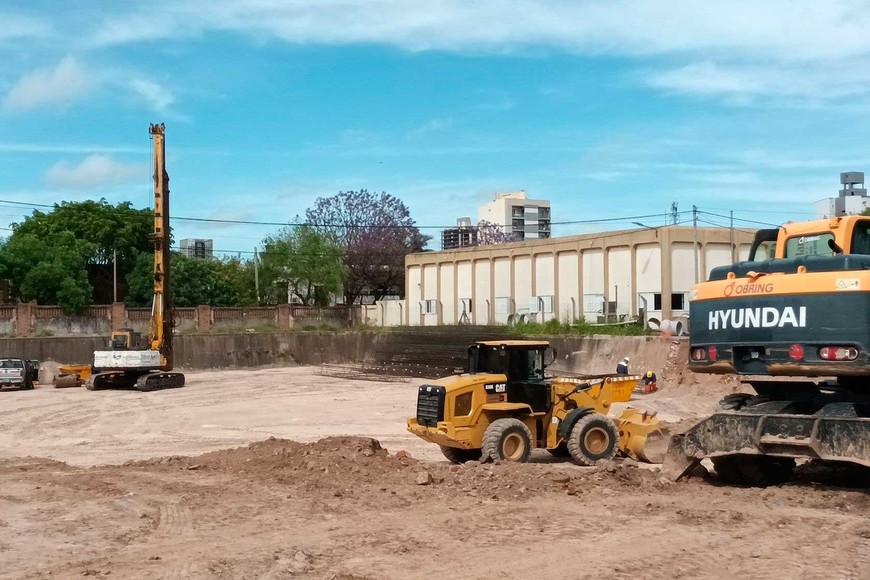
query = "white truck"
xmin=0 ymin=358 xmax=36 ymax=390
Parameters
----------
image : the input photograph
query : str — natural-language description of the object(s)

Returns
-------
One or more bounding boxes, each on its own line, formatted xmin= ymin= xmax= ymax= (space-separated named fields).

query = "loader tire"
xmin=482 ymin=418 xmax=532 ymax=463
xmin=440 ymin=446 xmax=483 ymax=464
xmin=567 ymin=413 xmax=619 ymax=466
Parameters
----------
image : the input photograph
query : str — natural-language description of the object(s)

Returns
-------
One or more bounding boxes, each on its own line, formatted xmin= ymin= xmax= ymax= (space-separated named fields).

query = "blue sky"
xmin=1 ymin=1 xmax=868 ymax=253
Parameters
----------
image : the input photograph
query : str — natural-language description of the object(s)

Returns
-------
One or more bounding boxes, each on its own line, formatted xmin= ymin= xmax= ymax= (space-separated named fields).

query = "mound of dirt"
xmin=120 ymin=435 xmax=670 ymax=502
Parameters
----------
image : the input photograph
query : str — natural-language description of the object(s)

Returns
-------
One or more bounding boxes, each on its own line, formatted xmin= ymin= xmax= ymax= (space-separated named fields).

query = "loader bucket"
xmin=53 ymin=373 xmax=82 ymax=388
xmin=616 ymin=408 xmax=669 ymax=463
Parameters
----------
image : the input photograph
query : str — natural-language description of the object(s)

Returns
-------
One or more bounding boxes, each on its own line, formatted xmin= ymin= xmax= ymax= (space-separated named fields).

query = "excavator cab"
xmin=110 ymin=329 xmax=147 ymax=351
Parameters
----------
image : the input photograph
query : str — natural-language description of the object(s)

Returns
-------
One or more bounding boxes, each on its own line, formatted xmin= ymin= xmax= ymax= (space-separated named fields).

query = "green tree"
xmin=0 ymin=232 xmax=93 ymax=313
xmin=127 ymin=252 xmax=242 ymax=307
xmin=4 ymin=200 xmax=153 ymax=304
xmin=221 ymin=256 xmax=259 ymax=306
xmin=259 ymin=225 xmax=347 ymax=306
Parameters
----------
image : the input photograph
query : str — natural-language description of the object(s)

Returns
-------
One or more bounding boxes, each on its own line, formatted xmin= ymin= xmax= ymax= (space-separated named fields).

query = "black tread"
xmin=547 ymin=443 xmax=570 ymax=458
xmin=712 ymin=456 xmax=745 ymax=484
xmin=719 ymin=393 xmax=752 ymax=410
xmin=440 ymin=446 xmax=483 ymax=464
xmin=567 ymin=413 xmax=619 ymax=466
xmin=481 ymin=418 xmax=532 ymax=463
xmin=712 ymin=455 xmax=796 ymax=486
xmin=736 ymin=456 xmax=795 ymax=487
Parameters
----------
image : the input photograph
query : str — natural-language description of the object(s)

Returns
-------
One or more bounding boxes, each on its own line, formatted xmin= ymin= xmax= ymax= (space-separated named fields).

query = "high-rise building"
xmin=815 ymin=172 xmax=870 ymax=218
xmin=478 ymin=191 xmax=551 ymax=241
xmin=180 ymin=238 xmax=214 ymax=259
xmin=441 ymin=217 xmax=479 ymax=250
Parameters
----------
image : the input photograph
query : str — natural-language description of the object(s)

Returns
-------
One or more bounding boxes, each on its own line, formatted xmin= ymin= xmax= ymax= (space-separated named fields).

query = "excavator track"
xmin=662 ymin=381 xmax=870 ymax=483
xmin=135 ymin=372 xmax=185 ymax=392
xmin=85 ymin=371 xmax=185 ymax=391
xmin=86 ymin=372 xmax=139 ymax=391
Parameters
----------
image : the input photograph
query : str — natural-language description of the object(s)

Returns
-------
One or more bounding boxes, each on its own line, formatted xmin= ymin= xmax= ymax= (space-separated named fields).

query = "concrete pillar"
xmin=630 ymin=245 xmax=638 ymax=316
xmin=196 ymin=305 xmax=212 ymax=332
xmin=660 ymin=228 xmax=673 ymax=321
xmin=277 ymin=304 xmax=293 ymax=329
xmin=111 ymin=302 xmax=127 ymax=332
xmin=14 ymin=301 xmax=34 ymax=338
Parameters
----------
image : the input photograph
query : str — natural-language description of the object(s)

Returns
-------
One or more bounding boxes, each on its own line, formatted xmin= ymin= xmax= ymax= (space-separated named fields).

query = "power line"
xmin=0 ymin=198 xmax=691 ymax=231
xmin=698 ymin=209 xmax=781 ymax=228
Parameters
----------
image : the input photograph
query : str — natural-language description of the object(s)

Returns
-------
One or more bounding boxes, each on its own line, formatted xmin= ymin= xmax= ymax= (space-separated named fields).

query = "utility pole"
xmin=253 ymin=247 xmax=260 ymax=305
xmin=730 ymin=210 xmax=735 ymax=261
xmin=692 ymin=205 xmax=699 ymax=284
xmin=113 ymin=248 xmax=118 ymax=303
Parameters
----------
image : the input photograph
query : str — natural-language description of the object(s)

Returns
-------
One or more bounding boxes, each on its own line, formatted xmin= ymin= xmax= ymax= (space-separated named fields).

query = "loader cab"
xmin=468 ymin=341 xmax=552 ymax=413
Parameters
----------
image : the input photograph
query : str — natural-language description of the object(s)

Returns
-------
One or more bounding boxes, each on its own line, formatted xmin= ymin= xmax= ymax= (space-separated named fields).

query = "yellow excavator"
xmin=55 ymin=124 xmax=184 ymax=392
xmin=407 ymin=340 xmax=666 ymax=465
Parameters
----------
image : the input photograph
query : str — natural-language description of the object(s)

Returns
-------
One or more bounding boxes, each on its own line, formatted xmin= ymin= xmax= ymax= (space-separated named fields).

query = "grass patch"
xmin=512 ymin=318 xmax=649 ymax=336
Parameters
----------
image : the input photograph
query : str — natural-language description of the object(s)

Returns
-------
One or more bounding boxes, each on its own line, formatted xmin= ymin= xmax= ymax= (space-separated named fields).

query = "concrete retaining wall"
xmin=0 ymin=330 xmax=681 ymax=377
xmin=0 ymin=332 xmax=379 ymax=370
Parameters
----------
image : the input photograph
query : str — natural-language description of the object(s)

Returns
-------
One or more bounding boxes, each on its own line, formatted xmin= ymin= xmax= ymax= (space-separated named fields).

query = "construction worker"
xmin=642 ymin=370 xmax=658 ymax=393
xmin=616 ymin=356 xmax=629 ymax=375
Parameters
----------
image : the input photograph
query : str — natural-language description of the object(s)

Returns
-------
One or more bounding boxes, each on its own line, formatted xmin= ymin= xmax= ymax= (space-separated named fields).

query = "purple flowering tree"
xmin=306 ymin=190 xmax=429 ymax=304
xmin=477 ymin=220 xmax=520 ymax=245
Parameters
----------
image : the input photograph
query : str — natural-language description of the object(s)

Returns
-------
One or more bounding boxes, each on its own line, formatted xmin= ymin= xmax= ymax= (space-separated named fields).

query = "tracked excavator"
xmin=663 ymin=214 xmax=870 ymax=485
xmin=54 ymin=124 xmax=184 ymax=392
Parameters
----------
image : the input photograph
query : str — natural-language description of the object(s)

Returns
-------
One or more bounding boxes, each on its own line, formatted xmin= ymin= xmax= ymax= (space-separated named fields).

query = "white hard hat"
xmin=623 ymin=357 xmax=630 ymax=362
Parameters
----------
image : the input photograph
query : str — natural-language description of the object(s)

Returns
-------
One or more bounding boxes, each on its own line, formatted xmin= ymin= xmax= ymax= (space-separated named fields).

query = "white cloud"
xmin=646 ymin=61 xmax=870 ymax=103
xmin=76 ymin=0 xmax=870 ymax=107
xmin=84 ymin=1 xmax=870 ymax=61
xmin=45 ymin=155 xmax=141 ymax=189
xmin=3 ymin=57 xmax=88 ymax=112
xmin=0 ymin=12 xmax=48 ymax=41
xmin=129 ymin=78 xmax=175 ymax=112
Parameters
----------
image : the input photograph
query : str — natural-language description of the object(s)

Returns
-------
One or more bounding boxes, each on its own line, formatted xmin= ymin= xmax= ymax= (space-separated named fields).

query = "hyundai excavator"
xmin=55 ymin=124 xmax=184 ymax=392
xmin=664 ymin=213 xmax=870 ymax=485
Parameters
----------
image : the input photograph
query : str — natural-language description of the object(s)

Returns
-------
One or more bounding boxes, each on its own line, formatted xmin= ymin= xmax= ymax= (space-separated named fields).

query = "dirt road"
xmin=0 ymin=367 xmax=440 ymax=466
xmin=1 ymin=366 xmax=867 ymax=579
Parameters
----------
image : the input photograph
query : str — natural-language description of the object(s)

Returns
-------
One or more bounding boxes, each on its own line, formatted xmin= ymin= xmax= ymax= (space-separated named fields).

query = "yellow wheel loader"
xmin=407 ymin=340 xmax=665 ymax=465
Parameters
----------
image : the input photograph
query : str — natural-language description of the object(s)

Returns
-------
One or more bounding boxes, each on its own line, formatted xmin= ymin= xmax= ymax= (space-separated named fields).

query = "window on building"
xmin=420 ymin=300 xmax=437 ymax=315
xmin=532 ymin=295 xmax=554 ymax=313
xmin=649 ymin=293 xmax=686 ymax=311
xmin=495 ymin=297 xmax=513 ymax=314
xmin=460 ymin=298 xmax=472 ymax=314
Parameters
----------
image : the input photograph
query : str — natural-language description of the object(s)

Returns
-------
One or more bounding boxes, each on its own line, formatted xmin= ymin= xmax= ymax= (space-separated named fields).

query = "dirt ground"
xmin=1 ymin=365 xmax=868 ymax=579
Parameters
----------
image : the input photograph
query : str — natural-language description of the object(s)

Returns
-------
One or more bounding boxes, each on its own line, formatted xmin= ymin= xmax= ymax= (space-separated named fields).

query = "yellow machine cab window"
xmin=850 ymin=220 xmax=870 ymax=255
xmin=784 ymin=233 xmax=835 ymax=258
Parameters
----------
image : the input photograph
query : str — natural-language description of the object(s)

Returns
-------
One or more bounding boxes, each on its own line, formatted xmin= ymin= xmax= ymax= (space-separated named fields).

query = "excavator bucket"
xmin=660 ymin=432 xmax=701 ymax=481
xmin=616 ymin=408 xmax=669 ymax=463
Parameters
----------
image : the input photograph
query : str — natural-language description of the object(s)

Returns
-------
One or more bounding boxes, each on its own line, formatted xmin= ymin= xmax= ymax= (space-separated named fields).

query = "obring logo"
xmin=724 ymin=281 xmax=774 ymax=297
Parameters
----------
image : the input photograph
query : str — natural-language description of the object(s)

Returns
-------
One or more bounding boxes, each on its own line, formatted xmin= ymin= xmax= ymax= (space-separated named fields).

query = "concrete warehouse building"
xmin=404 ymin=225 xmax=757 ymax=328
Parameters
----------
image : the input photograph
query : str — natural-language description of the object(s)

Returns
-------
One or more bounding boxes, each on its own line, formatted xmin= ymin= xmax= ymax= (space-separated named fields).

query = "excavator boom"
xmin=84 ymin=123 xmax=184 ymax=392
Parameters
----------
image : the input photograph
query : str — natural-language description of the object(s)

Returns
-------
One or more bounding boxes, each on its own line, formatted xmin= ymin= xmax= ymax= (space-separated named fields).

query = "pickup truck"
xmin=0 ymin=358 xmax=36 ymax=390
